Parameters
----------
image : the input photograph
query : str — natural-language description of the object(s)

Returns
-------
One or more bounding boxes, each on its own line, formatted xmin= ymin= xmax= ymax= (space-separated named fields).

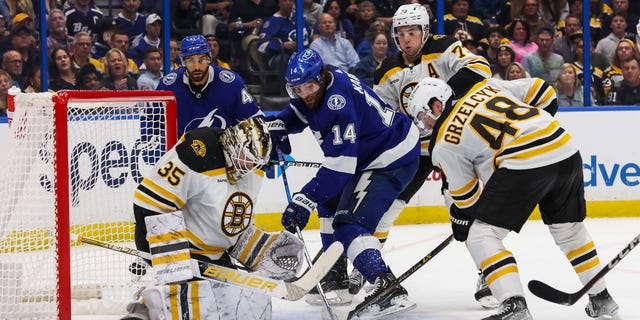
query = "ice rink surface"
xmin=79 ymin=217 xmax=640 ymax=320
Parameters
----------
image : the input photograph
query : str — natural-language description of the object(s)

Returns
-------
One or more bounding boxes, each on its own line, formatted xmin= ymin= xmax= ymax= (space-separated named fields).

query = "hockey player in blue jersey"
xmin=157 ymin=34 xmax=263 ymax=135
xmin=271 ymin=48 xmax=421 ymax=318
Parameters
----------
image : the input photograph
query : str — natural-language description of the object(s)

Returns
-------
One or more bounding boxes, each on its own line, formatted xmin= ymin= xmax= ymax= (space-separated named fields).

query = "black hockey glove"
xmin=450 ymin=205 xmax=474 ymax=242
xmin=281 ymin=193 xmax=317 ymax=233
xmin=264 ymin=116 xmax=291 ymax=162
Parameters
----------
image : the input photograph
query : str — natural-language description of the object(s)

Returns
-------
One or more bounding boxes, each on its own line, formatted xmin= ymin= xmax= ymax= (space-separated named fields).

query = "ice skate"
xmin=305 ymin=255 xmax=352 ymax=306
xmin=348 ymin=268 xmax=367 ymax=295
xmin=475 ymin=272 xmax=499 ymax=309
xmin=585 ymin=289 xmax=619 ymax=318
xmin=481 ymin=296 xmax=532 ymax=320
xmin=352 ymin=272 xmax=416 ymax=320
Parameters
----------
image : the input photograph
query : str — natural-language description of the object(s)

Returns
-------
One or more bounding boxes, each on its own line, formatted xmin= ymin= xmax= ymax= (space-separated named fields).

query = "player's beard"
xmin=188 ymin=67 xmax=208 ymax=84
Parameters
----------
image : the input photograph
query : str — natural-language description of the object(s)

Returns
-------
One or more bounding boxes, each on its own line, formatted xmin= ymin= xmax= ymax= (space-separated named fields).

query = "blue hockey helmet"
xmin=284 ymin=49 xmax=324 ymax=87
xmin=180 ymin=34 xmax=210 ymax=59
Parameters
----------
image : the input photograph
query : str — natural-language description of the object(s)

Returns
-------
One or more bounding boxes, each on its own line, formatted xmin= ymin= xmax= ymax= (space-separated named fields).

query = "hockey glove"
xmin=450 ymin=205 xmax=474 ymax=242
xmin=265 ymin=116 xmax=291 ymax=162
xmin=281 ymin=193 xmax=317 ymax=234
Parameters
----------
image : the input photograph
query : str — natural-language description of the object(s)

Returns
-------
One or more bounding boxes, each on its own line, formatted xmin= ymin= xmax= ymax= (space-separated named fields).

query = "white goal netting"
xmin=0 ymin=90 xmax=177 ymax=319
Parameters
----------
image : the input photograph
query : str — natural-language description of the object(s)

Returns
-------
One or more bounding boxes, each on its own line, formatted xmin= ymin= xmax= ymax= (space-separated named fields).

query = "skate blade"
xmin=305 ymin=289 xmax=352 ymax=306
xmin=354 ymin=298 xmax=417 ymax=320
xmin=477 ymin=295 xmax=499 ymax=309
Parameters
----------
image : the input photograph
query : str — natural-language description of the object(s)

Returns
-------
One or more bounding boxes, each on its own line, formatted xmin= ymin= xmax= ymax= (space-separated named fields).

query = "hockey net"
xmin=0 ymin=90 xmax=177 ymax=319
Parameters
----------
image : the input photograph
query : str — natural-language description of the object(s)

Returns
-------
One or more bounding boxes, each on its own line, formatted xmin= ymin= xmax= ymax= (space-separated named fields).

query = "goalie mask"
xmin=407 ymin=78 xmax=453 ymax=128
xmin=221 ymin=118 xmax=272 ymax=184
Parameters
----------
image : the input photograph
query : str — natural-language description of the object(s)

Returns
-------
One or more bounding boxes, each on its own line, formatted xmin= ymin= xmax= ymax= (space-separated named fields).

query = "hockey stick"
xmin=277 ymin=149 xmax=338 ymax=320
xmin=528 ymin=232 xmax=640 ymax=306
xmin=70 ymin=233 xmax=344 ymax=301
xmin=340 ymin=234 xmax=454 ymax=320
xmin=268 ymin=159 xmax=322 ymax=168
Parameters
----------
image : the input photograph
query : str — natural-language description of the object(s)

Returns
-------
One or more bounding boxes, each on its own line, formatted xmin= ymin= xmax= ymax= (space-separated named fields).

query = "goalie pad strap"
xmin=231 ymin=225 xmax=279 ymax=269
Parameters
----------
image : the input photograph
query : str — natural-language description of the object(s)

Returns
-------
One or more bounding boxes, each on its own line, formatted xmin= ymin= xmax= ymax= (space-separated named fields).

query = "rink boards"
xmin=1 ymin=107 xmax=639 ymax=231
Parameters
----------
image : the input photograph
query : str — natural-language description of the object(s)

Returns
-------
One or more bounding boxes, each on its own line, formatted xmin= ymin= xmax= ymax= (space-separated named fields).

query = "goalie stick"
xmin=334 ymin=234 xmax=454 ymax=320
xmin=70 ymin=233 xmax=344 ymax=301
xmin=528 ymin=232 xmax=640 ymax=306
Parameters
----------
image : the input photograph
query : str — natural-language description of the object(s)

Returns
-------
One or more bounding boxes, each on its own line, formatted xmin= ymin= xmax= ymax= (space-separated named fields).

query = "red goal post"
xmin=0 ymin=90 xmax=177 ymax=319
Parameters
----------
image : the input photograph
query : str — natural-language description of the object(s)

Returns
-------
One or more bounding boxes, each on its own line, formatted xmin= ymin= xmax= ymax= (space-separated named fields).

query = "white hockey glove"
xmin=230 ymin=225 xmax=304 ymax=280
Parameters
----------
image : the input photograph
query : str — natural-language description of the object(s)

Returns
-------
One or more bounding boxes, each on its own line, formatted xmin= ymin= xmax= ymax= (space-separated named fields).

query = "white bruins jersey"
xmin=486 ymin=77 xmax=558 ymax=114
xmin=430 ymin=80 xmax=577 ymax=209
xmin=133 ymin=128 xmax=264 ymax=260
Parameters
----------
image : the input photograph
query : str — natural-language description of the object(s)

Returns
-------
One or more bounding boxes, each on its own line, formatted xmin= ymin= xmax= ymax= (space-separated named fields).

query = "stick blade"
xmin=527 ymin=280 xmax=577 ymax=306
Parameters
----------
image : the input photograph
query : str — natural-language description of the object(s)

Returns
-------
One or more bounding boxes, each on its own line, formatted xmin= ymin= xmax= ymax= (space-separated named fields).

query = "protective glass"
xmin=285 ymin=81 xmax=321 ymax=99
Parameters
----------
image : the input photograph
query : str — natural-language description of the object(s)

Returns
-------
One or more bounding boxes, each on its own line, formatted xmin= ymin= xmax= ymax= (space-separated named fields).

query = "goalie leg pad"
xmin=230 ymin=225 xmax=304 ymax=280
xmin=144 ymin=212 xmax=193 ymax=284
xmin=142 ymin=280 xmax=272 ymax=320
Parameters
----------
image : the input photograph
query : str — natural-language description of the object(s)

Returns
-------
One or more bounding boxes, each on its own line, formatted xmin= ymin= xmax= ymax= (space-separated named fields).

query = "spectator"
xmin=1 ymin=49 xmax=22 ymax=87
xmin=227 ymin=0 xmax=278 ymax=78
xmin=608 ymin=0 xmax=638 ymax=35
xmin=107 ymin=30 xmax=139 ymax=76
xmin=538 ymin=0 xmax=570 ymax=25
xmin=551 ymin=14 xmax=581 ymax=63
xmin=202 ymin=0 xmax=232 ymax=36
xmin=522 ymin=27 xmax=563 ymax=82
xmin=64 ymin=0 xmax=104 ymax=42
xmin=554 ymin=63 xmax=588 ymax=106
xmin=46 ymin=9 xmax=74 ymax=57
xmin=257 ymin=0 xmax=310 ymax=69
xmin=595 ymin=13 xmax=629 ymax=61
xmin=48 ymin=48 xmax=77 ymax=91
xmin=571 ymin=31 xmax=606 ymax=104
xmin=0 ymin=69 xmax=10 ymax=117
xmin=137 ymin=47 xmax=162 ymax=90
xmin=481 ymin=26 xmax=505 ymax=72
xmin=443 ymin=0 xmax=486 ymax=42
xmin=0 ymin=15 xmax=8 ymax=41
xmin=23 ymin=65 xmax=48 ymax=93
xmin=168 ymin=38 xmax=181 ymax=70
xmin=355 ymin=20 xmax=397 ymax=58
xmin=506 ymin=61 xmax=530 ymax=80
xmin=351 ymin=31 xmax=390 ymax=87
xmin=313 ymin=0 xmax=355 ymax=46
xmin=75 ymin=63 xmax=105 ymax=90
xmin=353 ymin=1 xmax=378 ymax=46
xmin=339 ymin=0 xmax=360 ymax=21
xmin=171 ymin=0 xmax=202 ymax=38
xmin=507 ymin=19 xmax=538 ymax=62
xmin=368 ymin=0 xmax=399 ymax=25
xmin=92 ymin=16 xmax=119 ymax=60
xmin=302 ymin=0 xmax=323 ymax=29
xmin=310 ymin=13 xmax=360 ymax=72
xmin=492 ymin=43 xmax=516 ymax=80
xmin=129 ymin=13 xmax=162 ymax=67
xmin=607 ymin=56 xmax=640 ymax=104
xmin=511 ymin=0 xmax=553 ymax=41
xmin=10 ymin=13 xmax=36 ymax=38
xmin=475 ymin=0 xmax=511 ymax=27
xmin=602 ymin=38 xmax=640 ymax=98
xmin=70 ymin=32 xmax=104 ymax=74
xmin=3 ymin=25 xmax=39 ymax=82
xmin=205 ymin=34 xmax=231 ymax=69
xmin=100 ymin=48 xmax=139 ymax=90
xmin=589 ymin=0 xmax=613 ymax=43
xmin=116 ymin=0 xmax=147 ymax=41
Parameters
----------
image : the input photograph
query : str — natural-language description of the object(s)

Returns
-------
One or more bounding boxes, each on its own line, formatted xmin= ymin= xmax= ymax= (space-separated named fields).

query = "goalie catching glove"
xmin=230 ymin=225 xmax=304 ymax=279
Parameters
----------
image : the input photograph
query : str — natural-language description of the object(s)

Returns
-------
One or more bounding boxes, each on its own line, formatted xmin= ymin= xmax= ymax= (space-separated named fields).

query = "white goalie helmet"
xmin=407 ymin=77 xmax=453 ymax=124
xmin=392 ymin=4 xmax=430 ymax=50
xmin=221 ymin=118 xmax=272 ymax=183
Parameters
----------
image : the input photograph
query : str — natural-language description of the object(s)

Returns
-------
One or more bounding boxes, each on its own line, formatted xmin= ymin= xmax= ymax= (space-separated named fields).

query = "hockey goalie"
xmin=122 ymin=118 xmax=305 ymax=320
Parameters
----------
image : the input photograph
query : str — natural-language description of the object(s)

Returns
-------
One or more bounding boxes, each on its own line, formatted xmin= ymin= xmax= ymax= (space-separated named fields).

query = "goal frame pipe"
xmin=51 ymin=90 xmax=177 ymax=319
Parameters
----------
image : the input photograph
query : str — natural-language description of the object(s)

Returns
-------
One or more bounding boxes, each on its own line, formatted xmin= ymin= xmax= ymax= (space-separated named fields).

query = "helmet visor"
xmin=285 ymin=81 xmax=321 ymax=99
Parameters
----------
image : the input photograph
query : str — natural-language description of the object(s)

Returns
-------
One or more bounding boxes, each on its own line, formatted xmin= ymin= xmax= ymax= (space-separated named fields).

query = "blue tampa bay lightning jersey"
xmin=277 ymin=67 xmax=420 ymax=204
xmin=157 ymin=65 xmax=263 ymax=135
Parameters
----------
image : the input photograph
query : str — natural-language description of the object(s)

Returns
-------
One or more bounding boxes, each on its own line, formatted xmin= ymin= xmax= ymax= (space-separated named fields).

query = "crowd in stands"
xmin=1 ymin=0 xmax=640 ymax=118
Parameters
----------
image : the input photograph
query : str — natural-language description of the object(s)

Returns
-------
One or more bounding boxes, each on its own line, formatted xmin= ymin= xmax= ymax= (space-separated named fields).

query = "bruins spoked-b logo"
xmin=400 ymin=81 xmax=418 ymax=119
xmin=221 ymin=192 xmax=254 ymax=236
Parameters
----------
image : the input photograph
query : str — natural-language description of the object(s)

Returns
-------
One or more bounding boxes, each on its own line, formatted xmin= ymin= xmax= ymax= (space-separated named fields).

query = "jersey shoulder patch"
xmin=175 ymin=128 xmax=227 ymax=173
xmin=162 ymin=72 xmax=178 ymax=86
xmin=218 ymin=69 xmax=236 ymax=83
xmin=374 ymin=53 xmax=404 ymax=84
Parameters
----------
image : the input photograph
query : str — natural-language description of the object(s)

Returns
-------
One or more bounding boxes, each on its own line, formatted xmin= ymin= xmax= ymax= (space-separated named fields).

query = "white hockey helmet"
xmin=221 ymin=118 xmax=272 ymax=184
xmin=392 ymin=4 xmax=430 ymax=50
xmin=407 ymin=77 xmax=453 ymax=122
